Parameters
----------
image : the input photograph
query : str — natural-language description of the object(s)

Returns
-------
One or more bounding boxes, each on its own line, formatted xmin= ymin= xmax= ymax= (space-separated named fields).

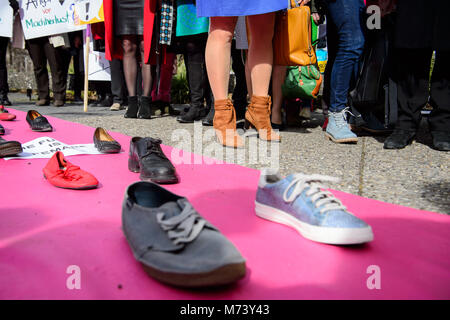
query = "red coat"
xmin=103 ymin=0 xmax=157 ymax=63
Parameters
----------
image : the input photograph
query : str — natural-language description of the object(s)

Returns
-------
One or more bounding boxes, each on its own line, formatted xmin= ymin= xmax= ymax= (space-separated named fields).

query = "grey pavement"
xmin=6 ymin=92 xmax=450 ymax=214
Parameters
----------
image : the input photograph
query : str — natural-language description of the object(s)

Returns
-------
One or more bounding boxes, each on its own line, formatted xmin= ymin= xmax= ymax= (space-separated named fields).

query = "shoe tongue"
xmin=158 ymin=198 xmax=187 ymax=219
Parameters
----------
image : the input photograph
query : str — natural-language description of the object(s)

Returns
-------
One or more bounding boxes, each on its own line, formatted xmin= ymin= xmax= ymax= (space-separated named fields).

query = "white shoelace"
xmin=282 ymin=174 xmax=347 ymax=214
xmin=333 ymin=107 xmax=358 ymax=128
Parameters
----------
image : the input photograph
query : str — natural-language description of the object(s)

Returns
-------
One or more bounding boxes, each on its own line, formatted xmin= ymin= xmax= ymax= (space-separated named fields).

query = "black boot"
xmin=383 ymin=129 xmax=416 ymax=149
xmin=1 ymin=95 xmax=12 ymax=106
xmin=124 ymin=96 xmax=139 ymax=118
xmin=202 ymin=104 xmax=214 ymax=126
xmin=431 ymin=131 xmax=450 ymax=151
xmin=177 ymin=105 xmax=208 ymax=123
xmin=138 ymin=96 xmax=153 ymax=119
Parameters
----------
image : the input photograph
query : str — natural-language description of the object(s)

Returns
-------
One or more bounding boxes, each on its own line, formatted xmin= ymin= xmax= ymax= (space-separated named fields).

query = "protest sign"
xmin=18 ymin=0 xmax=85 ymax=40
xmin=3 ymin=137 xmax=107 ymax=160
xmin=74 ymin=0 xmax=104 ymax=25
xmin=83 ymin=29 xmax=111 ymax=81
xmin=0 ymin=6 xmax=14 ymax=38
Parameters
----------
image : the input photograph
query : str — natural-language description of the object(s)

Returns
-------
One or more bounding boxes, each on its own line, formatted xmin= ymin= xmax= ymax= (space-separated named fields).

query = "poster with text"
xmin=19 ymin=0 xmax=86 ymax=40
xmin=84 ymin=29 xmax=111 ymax=81
xmin=0 ymin=6 xmax=14 ymax=38
xmin=74 ymin=0 xmax=104 ymax=25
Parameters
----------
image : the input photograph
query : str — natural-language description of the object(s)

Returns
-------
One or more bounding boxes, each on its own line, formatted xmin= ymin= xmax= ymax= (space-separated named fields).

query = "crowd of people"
xmin=1 ymin=0 xmax=449 ymax=152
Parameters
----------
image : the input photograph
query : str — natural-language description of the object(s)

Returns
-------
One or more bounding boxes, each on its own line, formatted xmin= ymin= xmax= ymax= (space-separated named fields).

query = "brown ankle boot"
xmin=213 ymin=99 xmax=243 ymax=148
xmin=245 ymin=96 xmax=281 ymax=142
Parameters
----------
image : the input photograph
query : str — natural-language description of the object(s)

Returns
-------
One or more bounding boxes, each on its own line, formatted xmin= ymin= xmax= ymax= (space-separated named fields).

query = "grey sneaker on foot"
xmin=122 ymin=181 xmax=246 ymax=287
xmin=110 ymin=102 xmax=124 ymax=111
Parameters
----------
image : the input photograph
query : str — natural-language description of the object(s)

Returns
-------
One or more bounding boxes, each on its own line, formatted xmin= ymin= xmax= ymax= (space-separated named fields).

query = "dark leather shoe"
xmin=271 ymin=122 xmax=285 ymax=131
xmin=93 ymin=127 xmax=121 ymax=153
xmin=35 ymin=99 xmax=50 ymax=106
xmin=122 ymin=181 xmax=246 ymax=287
xmin=431 ymin=131 xmax=450 ymax=151
xmin=53 ymin=100 xmax=65 ymax=107
xmin=0 ymin=123 xmax=4 ymax=135
xmin=384 ymin=129 xmax=416 ymax=149
xmin=0 ymin=136 xmax=22 ymax=157
xmin=1 ymin=96 xmax=12 ymax=106
xmin=137 ymin=96 xmax=152 ymax=119
xmin=124 ymin=96 xmax=139 ymax=118
xmin=202 ymin=106 xmax=214 ymax=126
xmin=26 ymin=110 xmax=53 ymax=132
xmin=128 ymin=137 xmax=179 ymax=184
xmin=177 ymin=105 xmax=207 ymax=123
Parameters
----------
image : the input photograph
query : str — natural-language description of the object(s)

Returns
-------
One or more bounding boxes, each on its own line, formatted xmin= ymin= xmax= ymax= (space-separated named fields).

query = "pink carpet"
xmin=1 ymin=109 xmax=449 ymax=300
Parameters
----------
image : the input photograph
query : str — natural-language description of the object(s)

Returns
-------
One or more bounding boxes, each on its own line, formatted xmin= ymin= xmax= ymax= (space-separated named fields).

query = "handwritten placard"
xmin=0 ymin=6 xmax=14 ymax=38
xmin=18 ymin=0 xmax=85 ymax=40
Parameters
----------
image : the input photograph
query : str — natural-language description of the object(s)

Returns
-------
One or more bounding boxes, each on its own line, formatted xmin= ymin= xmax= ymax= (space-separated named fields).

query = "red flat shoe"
xmin=0 ymin=105 xmax=16 ymax=121
xmin=43 ymin=151 xmax=99 ymax=190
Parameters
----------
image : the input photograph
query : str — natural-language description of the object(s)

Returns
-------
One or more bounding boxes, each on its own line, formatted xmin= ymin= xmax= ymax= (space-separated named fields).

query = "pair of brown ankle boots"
xmin=213 ymin=96 xmax=281 ymax=148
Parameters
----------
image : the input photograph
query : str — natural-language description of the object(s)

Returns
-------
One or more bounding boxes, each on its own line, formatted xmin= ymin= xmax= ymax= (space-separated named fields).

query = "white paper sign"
xmin=0 ymin=6 xmax=14 ymax=38
xmin=84 ymin=29 xmax=111 ymax=81
xmin=74 ymin=0 xmax=104 ymax=25
xmin=18 ymin=0 xmax=86 ymax=40
xmin=4 ymin=137 xmax=106 ymax=160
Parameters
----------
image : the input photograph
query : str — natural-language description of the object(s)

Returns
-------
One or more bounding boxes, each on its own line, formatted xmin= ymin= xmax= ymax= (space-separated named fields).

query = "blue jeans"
xmin=324 ymin=0 xmax=366 ymax=113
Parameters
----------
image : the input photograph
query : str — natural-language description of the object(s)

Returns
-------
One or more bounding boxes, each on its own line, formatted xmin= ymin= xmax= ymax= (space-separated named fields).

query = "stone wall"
xmin=6 ymin=47 xmax=36 ymax=92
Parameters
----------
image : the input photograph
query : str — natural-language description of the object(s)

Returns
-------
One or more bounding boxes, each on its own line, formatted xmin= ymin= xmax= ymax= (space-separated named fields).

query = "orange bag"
xmin=273 ymin=1 xmax=317 ymax=66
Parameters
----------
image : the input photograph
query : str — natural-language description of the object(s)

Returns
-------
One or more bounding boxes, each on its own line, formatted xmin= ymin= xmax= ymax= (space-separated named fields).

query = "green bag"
xmin=282 ymin=64 xmax=323 ymax=100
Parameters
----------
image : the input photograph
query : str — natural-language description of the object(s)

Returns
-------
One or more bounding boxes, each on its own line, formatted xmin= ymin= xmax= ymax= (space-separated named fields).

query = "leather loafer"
xmin=93 ymin=127 xmax=121 ymax=153
xmin=431 ymin=131 xmax=450 ymax=151
xmin=0 ymin=136 xmax=22 ymax=157
xmin=26 ymin=110 xmax=53 ymax=132
xmin=43 ymin=151 xmax=99 ymax=189
xmin=0 ymin=105 xmax=16 ymax=121
xmin=384 ymin=129 xmax=416 ymax=149
xmin=128 ymin=137 xmax=179 ymax=184
xmin=122 ymin=181 xmax=246 ymax=287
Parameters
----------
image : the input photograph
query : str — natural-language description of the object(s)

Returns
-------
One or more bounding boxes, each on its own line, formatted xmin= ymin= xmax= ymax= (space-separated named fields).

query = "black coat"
xmin=395 ymin=0 xmax=450 ymax=51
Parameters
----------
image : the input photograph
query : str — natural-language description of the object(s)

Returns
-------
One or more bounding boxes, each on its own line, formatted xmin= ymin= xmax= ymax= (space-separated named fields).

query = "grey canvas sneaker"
xmin=122 ymin=181 xmax=246 ymax=287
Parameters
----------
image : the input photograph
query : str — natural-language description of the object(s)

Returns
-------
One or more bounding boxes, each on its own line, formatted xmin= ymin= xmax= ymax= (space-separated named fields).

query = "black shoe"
xmin=124 ymin=96 xmax=139 ymax=118
xmin=100 ymin=94 xmax=113 ymax=107
xmin=431 ymin=131 xmax=450 ymax=151
xmin=202 ymin=106 xmax=214 ymax=126
xmin=93 ymin=127 xmax=122 ymax=153
xmin=138 ymin=96 xmax=153 ymax=119
xmin=1 ymin=96 xmax=12 ymax=106
xmin=0 ymin=123 xmax=4 ymax=135
xmin=177 ymin=105 xmax=207 ymax=123
xmin=26 ymin=110 xmax=53 ymax=132
xmin=0 ymin=136 xmax=22 ymax=157
xmin=271 ymin=122 xmax=285 ymax=131
xmin=234 ymin=102 xmax=247 ymax=121
xmin=383 ymin=129 xmax=416 ymax=149
xmin=128 ymin=137 xmax=179 ymax=184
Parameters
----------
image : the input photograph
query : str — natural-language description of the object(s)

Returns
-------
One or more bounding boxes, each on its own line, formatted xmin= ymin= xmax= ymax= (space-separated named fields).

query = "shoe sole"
xmin=140 ymin=174 xmax=179 ymax=184
xmin=30 ymin=128 xmax=53 ymax=132
xmin=0 ymin=144 xmax=23 ymax=157
xmin=140 ymin=261 xmax=246 ymax=288
xmin=325 ymin=133 xmax=358 ymax=144
xmin=255 ymin=201 xmax=373 ymax=245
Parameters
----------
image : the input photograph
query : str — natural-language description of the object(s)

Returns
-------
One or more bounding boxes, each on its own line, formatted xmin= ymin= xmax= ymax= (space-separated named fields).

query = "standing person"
xmin=322 ymin=0 xmax=366 ymax=144
xmin=0 ymin=1 xmax=18 ymax=106
xmin=103 ymin=0 xmax=158 ymax=119
xmin=26 ymin=35 xmax=69 ymax=107
xmin=197 ymin=0 xmax=286 ymax=148
xmin=384 ymin=0 xmax=450 ymax=151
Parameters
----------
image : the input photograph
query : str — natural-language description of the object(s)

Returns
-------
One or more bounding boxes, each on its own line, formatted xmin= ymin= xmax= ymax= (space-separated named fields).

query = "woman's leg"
xmin=122 ymin=35 xmax=138 ymax=96
xmin=205 ymin=17 xmax=237 ymax=101
xmin=271 ymin=65 xmax=287 ymax=125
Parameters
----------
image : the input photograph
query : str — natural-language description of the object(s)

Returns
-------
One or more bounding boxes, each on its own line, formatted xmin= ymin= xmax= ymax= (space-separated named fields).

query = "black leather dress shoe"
xmin=128 ymin=137 xmax=179 ymax=184
xmin=271 ymin=122 xmax=285 ymax=131
xmin=93 ymin=127 xmax=121 ymax=153
xmin=0 ymin=137 xmax=22 ymax=157
xmin=26 ymin=110 xmax=53 ymax=132
xmin=0 ymin=123 xmax=4 ymax=135
xmin=431 ymin=131 xmax=450 ymax=151
xmin=383 ymin=129 xmax=416 ymax=149
xmin=177 ymin=105 xmax=207 ymax=123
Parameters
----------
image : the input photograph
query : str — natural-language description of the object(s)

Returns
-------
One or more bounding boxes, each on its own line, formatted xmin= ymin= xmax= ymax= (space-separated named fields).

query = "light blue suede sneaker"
xmin=325 ymin=108 xmax=358 ymax=143
xmin=255 ymin=169 xmax=373 ymax=245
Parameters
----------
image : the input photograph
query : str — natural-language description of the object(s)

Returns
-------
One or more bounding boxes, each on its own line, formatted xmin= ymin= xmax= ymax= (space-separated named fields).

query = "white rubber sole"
xmin=255 ymin=201 xmax=373 ymax=245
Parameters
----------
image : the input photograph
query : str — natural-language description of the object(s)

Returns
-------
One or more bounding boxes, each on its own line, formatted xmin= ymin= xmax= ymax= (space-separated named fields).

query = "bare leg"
xmin=122 ymin=35 xmax=138 ymax=96
xmin=247 ymin=13 xmax=275 ymax=96
xmin=271 ymin=65 xmax=287 ymax=125
xmin=205 ymin=17 xmax=237 ymax=101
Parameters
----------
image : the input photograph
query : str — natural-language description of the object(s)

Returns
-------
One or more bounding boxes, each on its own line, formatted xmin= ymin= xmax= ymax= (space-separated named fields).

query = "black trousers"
xmin=26 ymin=37 xmax=68 ymax=101
xmin=395 ymin=49 xmax=450 ymax=133
xmin=110 ymin=59 xmax=127 ymax=104
xmin=0 ymin=37 xmax=9 ymax=97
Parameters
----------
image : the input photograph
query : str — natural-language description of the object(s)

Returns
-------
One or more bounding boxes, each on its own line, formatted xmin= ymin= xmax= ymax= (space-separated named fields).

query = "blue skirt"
xmin=196 ymin=0 xmax=288 ymax=17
